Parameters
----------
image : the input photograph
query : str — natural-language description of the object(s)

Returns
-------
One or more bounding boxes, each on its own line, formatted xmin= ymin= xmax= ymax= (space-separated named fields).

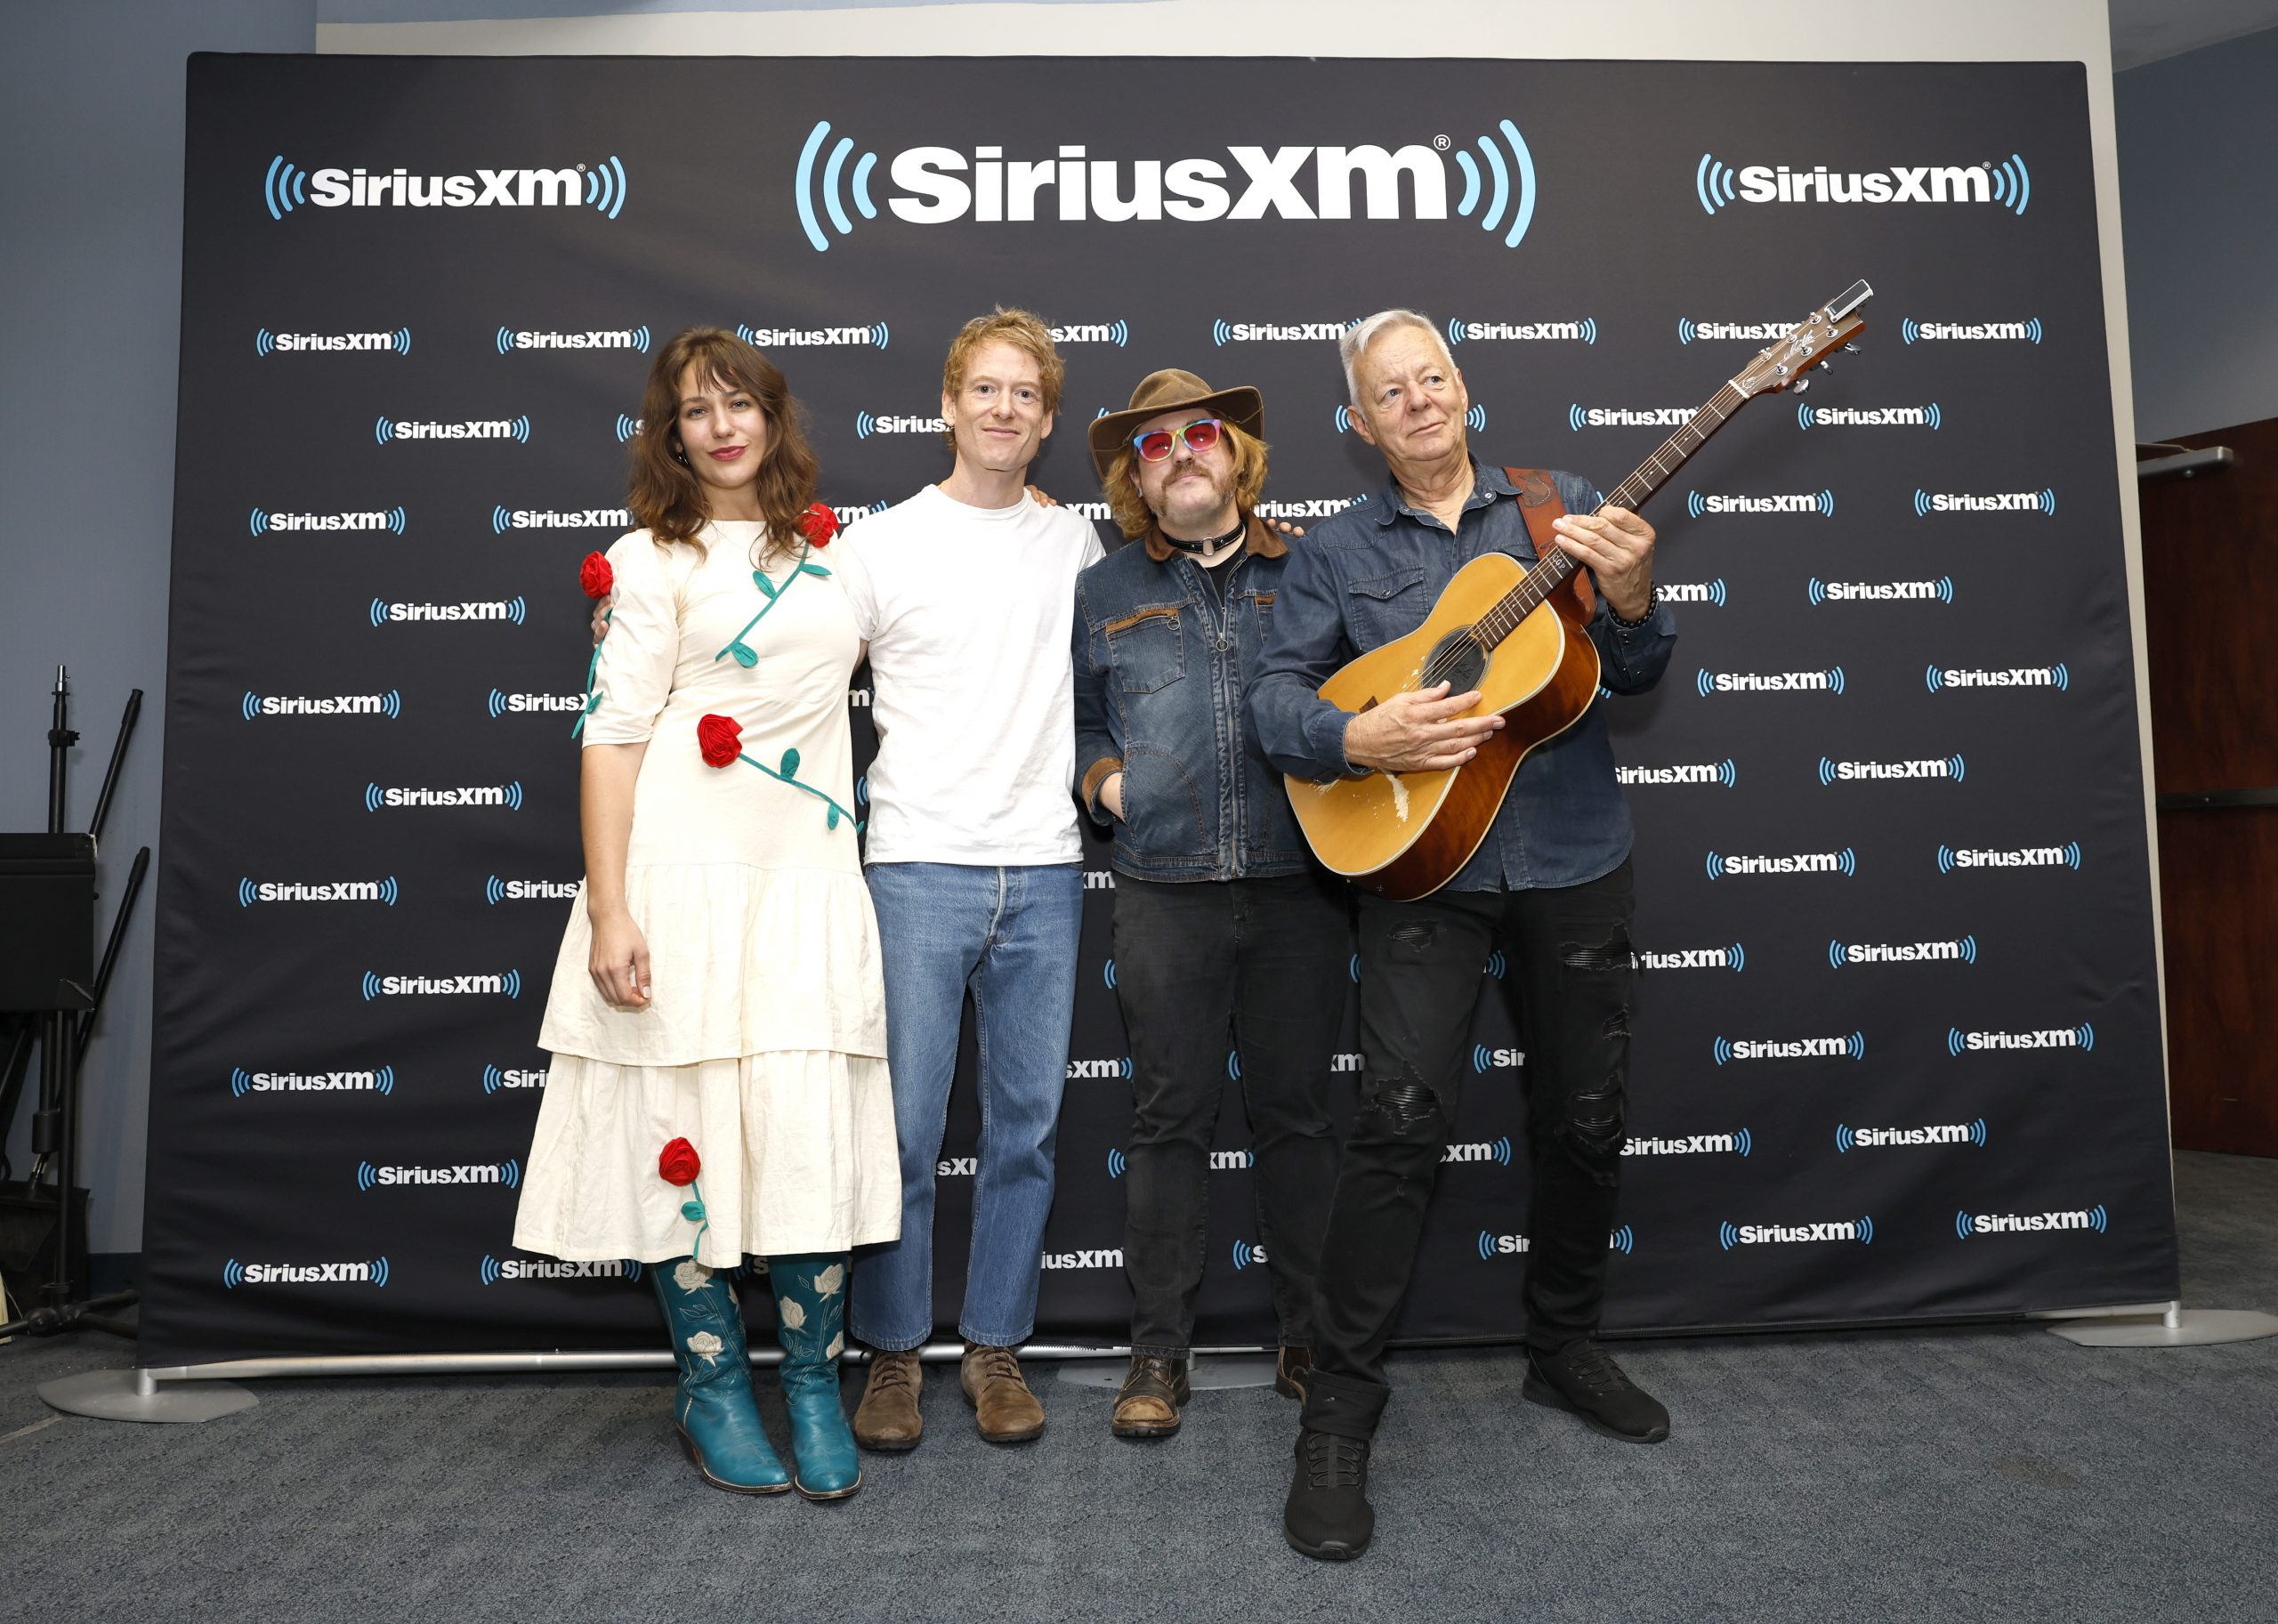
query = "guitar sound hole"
xmin=1425 ymin=630 xmax=1486 ymax=696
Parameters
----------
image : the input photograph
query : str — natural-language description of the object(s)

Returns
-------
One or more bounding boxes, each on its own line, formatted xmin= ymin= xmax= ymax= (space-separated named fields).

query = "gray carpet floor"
xmin=4 ymin=1151 xmax=2274 ymax=1623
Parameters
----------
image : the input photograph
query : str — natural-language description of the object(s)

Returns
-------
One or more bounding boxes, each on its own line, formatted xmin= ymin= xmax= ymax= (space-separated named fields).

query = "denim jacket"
xmin=1247 ymin=461 xmax=1678 ymax=892
xmin=1072 ymin=514 xmax=1313 ymax=881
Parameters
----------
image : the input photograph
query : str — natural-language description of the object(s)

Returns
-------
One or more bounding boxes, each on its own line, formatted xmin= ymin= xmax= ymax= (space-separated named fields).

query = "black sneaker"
xmin=1284 ymin=1429 xmax=1374 ymax=1560
xmin=1522 ymin=1341 xmax=1670 ymax=1443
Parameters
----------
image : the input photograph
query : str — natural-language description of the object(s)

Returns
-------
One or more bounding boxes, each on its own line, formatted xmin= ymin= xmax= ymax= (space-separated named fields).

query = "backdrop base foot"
xmin=2048 ymin=1308 xmax=2278 ymax=1347
xmin=38 ymin=1369 xmax=258 ymax=1423
xmin=1057 ymin=1352 xmax=1277 ymax=1389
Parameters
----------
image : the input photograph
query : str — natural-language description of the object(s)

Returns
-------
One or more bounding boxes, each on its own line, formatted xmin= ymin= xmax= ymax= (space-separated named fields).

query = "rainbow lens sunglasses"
xmin=1131 ymin=417 xmax=1224 ymax=462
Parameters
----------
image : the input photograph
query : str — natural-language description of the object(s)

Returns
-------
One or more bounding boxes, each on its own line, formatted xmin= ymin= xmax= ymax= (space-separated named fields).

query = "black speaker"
xmin=0 ymin=1180 xmax=91 ymax=1305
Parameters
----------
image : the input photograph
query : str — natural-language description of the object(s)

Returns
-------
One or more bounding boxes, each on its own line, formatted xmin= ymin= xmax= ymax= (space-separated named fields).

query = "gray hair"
xmin=1340 ymin=309 xmax=1452 ymax=407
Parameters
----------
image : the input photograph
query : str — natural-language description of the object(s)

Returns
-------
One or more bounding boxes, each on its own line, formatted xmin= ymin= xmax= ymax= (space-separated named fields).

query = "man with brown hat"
xmin=1071 ymin=370 xmax=1349 ymax=1439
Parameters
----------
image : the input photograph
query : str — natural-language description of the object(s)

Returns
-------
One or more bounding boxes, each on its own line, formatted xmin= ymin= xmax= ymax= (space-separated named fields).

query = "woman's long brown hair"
xmin=628 ymin=327 xmax=820 ymax=560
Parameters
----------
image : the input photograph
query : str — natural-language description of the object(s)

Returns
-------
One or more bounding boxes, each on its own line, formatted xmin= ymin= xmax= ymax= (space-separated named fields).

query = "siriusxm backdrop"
xmin=143 ymin=54 xmax=2176 ymax=1366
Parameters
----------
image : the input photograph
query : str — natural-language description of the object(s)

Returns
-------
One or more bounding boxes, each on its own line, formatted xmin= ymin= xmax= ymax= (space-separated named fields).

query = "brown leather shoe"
xmin=960 ymin=1344 xmax=1046 ymax=1443
xmin=852 ymin=1349 xmax=924 ymax=1452
xmin=1275 ymin=1345 xmax=1313 ymax=1402
xmin=1111 ymin=1355 xmax=1191 ymax=1439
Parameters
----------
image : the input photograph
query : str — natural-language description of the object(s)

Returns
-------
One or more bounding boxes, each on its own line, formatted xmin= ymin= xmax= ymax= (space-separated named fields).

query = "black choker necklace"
xmin=1159 ymin=516 xmax=1247 ymax=556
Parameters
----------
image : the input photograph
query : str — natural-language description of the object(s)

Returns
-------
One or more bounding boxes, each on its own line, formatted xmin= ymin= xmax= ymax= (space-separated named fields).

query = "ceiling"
xmin=2111 ymin=0 xmax=2278 ymax=69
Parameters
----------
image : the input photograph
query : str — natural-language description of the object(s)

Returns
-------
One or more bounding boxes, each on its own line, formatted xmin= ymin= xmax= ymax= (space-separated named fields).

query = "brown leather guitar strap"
xmin=1502 ymin=465 xmax=1595 ymax=616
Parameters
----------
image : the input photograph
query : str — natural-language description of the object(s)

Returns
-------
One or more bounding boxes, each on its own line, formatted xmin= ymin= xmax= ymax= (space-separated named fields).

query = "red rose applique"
xmin=696 ymin=713 xmax=742 ymax=768
xmin=579 ymin=551 xmax=614 ymax=598
xmin=796 ymin=502 xmax=840 ymax=548
xmin=658 ymin=1137 xmax=702 ymax=1187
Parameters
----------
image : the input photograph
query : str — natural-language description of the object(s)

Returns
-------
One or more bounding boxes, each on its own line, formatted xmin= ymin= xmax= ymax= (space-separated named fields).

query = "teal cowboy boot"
xmin=652 ymin=1257 xmax=790 ymax=1494
xmin=769 ymin=1255 xmax=861 ymax=1500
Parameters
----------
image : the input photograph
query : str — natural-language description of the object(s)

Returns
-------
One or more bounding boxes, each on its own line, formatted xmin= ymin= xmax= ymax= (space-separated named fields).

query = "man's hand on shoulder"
xmin=1342 ymin=683 xmax=1504 ymax=773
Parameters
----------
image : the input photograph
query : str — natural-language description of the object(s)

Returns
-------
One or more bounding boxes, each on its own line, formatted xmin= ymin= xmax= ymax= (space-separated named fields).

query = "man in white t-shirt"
xmin=831 ymin=310 xmax=1103 ymax=1450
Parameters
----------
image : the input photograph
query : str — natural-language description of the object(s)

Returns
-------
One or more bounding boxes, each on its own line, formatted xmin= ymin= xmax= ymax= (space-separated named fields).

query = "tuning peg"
xmin=1792 ymin=376 xmax=1811 ymax=392
xmin=1842 ymin=342 xmax=1862 ymax=354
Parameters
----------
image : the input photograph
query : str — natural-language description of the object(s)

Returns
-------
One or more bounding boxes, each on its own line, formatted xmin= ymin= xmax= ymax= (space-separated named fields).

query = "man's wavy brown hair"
xmin=628 ymin=327 xmax=819 ymax=560
xmin=1102 ymin=421 xmax=1271 ymax=540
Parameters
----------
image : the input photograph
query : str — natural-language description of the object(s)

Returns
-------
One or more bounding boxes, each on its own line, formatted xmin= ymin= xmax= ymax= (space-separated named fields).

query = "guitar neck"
xmin=1474 ymin=380 xmax=1750 ymax=648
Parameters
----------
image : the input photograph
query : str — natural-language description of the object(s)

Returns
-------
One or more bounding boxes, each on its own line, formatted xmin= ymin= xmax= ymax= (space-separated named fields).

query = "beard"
xmin=1153 ymin=463 xmax=1237 ymax=533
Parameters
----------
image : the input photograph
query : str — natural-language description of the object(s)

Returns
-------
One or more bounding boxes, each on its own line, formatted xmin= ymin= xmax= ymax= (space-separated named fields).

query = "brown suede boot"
xmin=1111 ymin=1355 xmax=1191 ymax=1439
xmin=1275 ymin=1345 xmax=1313 ymax=1402
xmin=852 ymin=1348 xmax=924 ymax=1452
xmin=960 ymin=1344 xmax=1046 ymax=1443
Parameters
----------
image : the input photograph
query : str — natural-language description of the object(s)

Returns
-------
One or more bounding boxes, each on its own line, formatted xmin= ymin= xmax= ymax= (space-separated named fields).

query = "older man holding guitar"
xmin=1253 ymin=283 xmax=1871 ymax=1561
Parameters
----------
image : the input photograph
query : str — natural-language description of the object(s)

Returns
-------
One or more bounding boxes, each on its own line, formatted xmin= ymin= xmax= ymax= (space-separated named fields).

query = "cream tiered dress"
xmin=514 ymin=521 xmax=900 ymax=1266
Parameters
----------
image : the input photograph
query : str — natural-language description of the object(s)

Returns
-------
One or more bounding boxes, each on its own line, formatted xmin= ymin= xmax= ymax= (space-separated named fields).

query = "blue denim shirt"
xmin=1247 ymin=460 xmax=1677 ymax=892
xmin=1072 ymin=516 xmax=1313 ymax=881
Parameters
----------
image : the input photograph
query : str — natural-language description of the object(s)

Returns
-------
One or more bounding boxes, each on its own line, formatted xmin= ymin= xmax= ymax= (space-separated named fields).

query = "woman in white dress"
xmin=513 ymin=327 xmax=898 ymax=1501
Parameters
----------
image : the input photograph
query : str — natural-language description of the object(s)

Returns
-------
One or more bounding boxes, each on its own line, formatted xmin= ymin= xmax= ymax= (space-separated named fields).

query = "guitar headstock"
xmin=1732 ymin=280 xmax=1873 ymax=398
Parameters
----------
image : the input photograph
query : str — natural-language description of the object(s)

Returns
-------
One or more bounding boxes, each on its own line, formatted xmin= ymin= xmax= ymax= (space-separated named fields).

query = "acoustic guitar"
xmin=1288 ymin=279 xmax=1872 ymax=900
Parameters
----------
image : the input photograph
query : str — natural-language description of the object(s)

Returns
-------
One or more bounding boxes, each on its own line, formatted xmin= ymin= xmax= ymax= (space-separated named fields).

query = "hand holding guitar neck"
xmin=1345 ymin=683 xmax=1504 ymax=773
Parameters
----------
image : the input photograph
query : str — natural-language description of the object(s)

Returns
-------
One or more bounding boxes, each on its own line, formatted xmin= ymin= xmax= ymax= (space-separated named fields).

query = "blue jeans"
xmin=851 ymin=861 xmax=1082 ymax=1351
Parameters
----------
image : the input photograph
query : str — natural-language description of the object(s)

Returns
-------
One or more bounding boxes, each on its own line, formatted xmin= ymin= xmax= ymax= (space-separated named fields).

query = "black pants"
xmin=1112 ymin=871 xmax=1347 ymax=1358
xmin=1312 ymin=860 xmax=1636 ymax=1403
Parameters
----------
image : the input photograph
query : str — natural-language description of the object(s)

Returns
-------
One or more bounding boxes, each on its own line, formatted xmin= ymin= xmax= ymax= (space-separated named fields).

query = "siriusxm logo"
xmin=357 ymin=1159 xmax=520 ymax=1191
xmin=256 ymin=326 xmax=409 ymax=356
xmin=360 ymin=969 xmax=522 ymax=1000
xmin=1634 ymin=943 xmax=1745 ymax=972
xmin=479 ymin=1255 xmax=638 ymax=1284
xmin=1445 ymin=316 xmax=1597 ymax=345
xmin=1947 ymin=1022 xmax=2095 ymax=1055
xmin=1654 ymin=579 xmax=1728 ymax=606
xmin=230 ymin=1065 xmax=393 ymax=1098
xmin=1696 ymin=666 xmax=1846 ymax=696
xmin=1619 ymin=758 xmax=1737 ymax=788
xmin=250 ymin=505 xmax=406 ymax=537
xmin=1706 ymin=847 xmax=1856 ymax=879
xmin=1817 ymin=754 xmax=1966 ymax=784
xmin=1936 ymin=841 xmax=2082 ymax=873
xmin=793 ymin=118 xmax=1536 ymax=252
xmin=1442 ymin=1136 xmax=1514 ymax=1166
xmin=1809 ymin=576 xmax=1953 ymax=605
xmin=1105 ymin=1147 xmax=1251 ymax=1177
xmin=1830 ymin=935 xmax=1978 ymax=967
xmin=497 ymin=325 xmax=650 ymax=355
xmin=1470 ymin=1046 xmax=1524 ymax=1072
xmin=1627 ymin=1128 xmax=1752 ymax=1157
xmin=1230 ymin=1239 xmax=1272 ymax=1271
xmin=1338 ymin=402 xmax=1483 ymax=434
xmin=854 ymin=411 xmax=948 ymax=438
xmin=1570 ymin=404 xmax=1691 ymax=430
xmin=490 ymin=506 xmax=630 ymax=533
xmin=831 ymin=504 xmax=890 ymax=528
xmin=1333 ymin=1052 xmax=1365 ymax=1071
xmin=1476 ymin=1226 xmax=1633 ymax=1259
xmin=1255 ymin=497 xmax=1367 ymax=520
xmin=615 ymin=414 xmax=643 ymax=443
xmin=1083 ymin=869 xmax=1118 ymax=890
xmin=1956 ymin=1204 xmax=2108 ymax=1238
xmin=935 ymin=1158 xmax=978 ymax=1176
xmin=224 ymin=1256 xmax=389 ymax=1288
xmin=364 ymin=781 xmax=523 ymax=811
xmin=1684 ymin=489 xmax=1833 ymax=518
xmin=1926 ymin=664 xmax=2070 ymax=692
xmin=1039 ymin=1248 xmax=1124 ymax=1270
xmin=1719 ymin=1216 xmax=1874 ymax=1248
xmin=1068 ymin=1056 xmax=1135 ymax=1080
xmin=488 ymin=690 xmax=582 ymax=717
xmin=1676 ymin=317 xmax=1787 ymax=344
xmin=242 ymin=690 xmax=400 ymax=720
xmin=1212 ymin=319 xmax=1357 ymax=345
xmin=370 ymin=597 xmax=526 ymax=627
xmin=1712 ymin=1031 xmax=1866 ymax=1063
xmin=485 ymin=876 xmax=578 ymax=904
xmin=1837 ymin=1119 xmax=1987 ymax=1152
xmin=1797 ymin=402 xmax=1942 ymax=430
xmin=1054 ymin=320 xmax=1131 ymax=346
xmin=375 ymin=415 xmax=530 ymax=445
xmin=1914 ymin=487 xmax=2055 ymax=516
xmin=1695 ymin=153 xmax=2030 ymax=214
xmin=1902 ymin=316 xmax=2042 ymax=344
xmin=263 ymin=154 xmax=628 ymax=219
xmin=238 ymin=877 xmax=398 ymax=907
xmin=481 ymin=1064 xmax=545 ymax=1094
xmin=738 ymin=321 xmax=891 ymax=349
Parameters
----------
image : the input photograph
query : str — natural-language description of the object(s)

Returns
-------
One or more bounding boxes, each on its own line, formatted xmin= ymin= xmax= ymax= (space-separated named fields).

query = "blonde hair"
xmin=941 ymin=307 xmax=1067 ymax=418
xmin=1102 ymin=421 xmax=1270 ymax=540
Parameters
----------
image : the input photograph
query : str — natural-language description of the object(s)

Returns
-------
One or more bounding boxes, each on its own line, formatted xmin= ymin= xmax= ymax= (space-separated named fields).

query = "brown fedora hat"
xmin=1087 ymin=368 xmax=1264 ymax=480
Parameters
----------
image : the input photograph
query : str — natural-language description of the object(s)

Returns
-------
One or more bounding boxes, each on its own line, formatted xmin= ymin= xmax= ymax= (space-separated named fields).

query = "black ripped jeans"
xmin=1312 ymin=860 xmax=1636 ymax=1400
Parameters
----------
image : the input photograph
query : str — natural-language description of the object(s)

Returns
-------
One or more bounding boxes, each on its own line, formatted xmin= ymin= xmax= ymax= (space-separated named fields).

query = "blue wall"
xmin=2116 ymin=27 xmax=2278 ymax=439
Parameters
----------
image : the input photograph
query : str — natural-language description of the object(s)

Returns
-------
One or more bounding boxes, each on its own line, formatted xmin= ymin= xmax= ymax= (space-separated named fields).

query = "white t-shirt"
xmin=830 ymin=484 xmax=1105 ymax=866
